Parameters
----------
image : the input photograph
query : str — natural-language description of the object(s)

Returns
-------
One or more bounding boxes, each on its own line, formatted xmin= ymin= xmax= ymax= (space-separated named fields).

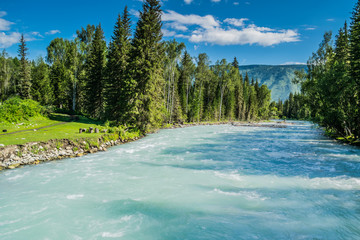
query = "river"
xmin=1 ymin=122 xmax=360 ymax=239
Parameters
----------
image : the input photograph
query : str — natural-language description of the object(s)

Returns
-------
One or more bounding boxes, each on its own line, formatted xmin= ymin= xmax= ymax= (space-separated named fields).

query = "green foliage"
xmin=56 ymin=141 xmax=62 ymax=150
xmin=163 ymin=39 xmax=185 ymax=123
xmin=130 ymin=0 xmax=165 ymax=132
xmin=87 ymin=139 xmax=99 ymax=148
xmin=0 ymin=0 xmax=277 ymax=137
xmin=0 ymin=97 xmax=46 ymax=123
xmin=285 ymin=0 xmax=360 ymax=141
xmin=106 ymin=7 xmax=134 ymax=123
xmin=18 ymin=34 xmax=32 ymax=99
xmin=84 ymin=24 xmax=107 ymax=119
xmin=31 ymin=57 xmax=53 ymax=105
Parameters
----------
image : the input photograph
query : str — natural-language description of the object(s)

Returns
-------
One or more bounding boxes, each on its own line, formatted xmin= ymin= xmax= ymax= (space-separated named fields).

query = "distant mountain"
xmin=238 ymin=65 xmax=307 ymax=101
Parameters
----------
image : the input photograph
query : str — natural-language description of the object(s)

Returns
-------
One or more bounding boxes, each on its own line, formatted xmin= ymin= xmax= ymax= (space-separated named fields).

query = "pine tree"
xmin=232 ymin=57 xmax=239 ymax=69
xmin=0 ymin=50 xmax=12 ymax=101
xmin=18 ymin=34 xmax=31 ymax=99
xmin=85 ymin=24 xmax=107 ymax=119
xmin=130 ymin=0 xmax=165 ymax=132
xmin=194 ymin=53 xmax=210 ymax=122
xmin=178 ymin=51 xmax=195 ymax=121
xmin=31 ymin=57 xmax=53 ymax=105
xmin=243 ymin=72 xmax=250 ymax=120
xmin=233 ymin=66 xmax=243 ymax=120
xmin=349 ymin=0 xmax=360 ymax=137
xmin=106 ymin=7 xmax=133 ymax=123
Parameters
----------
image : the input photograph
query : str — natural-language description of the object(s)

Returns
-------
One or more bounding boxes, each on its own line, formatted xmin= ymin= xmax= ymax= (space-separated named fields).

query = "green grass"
xmin=0 ymin=116 xmax=57 ymax=133
xmin=0 ymin=114 xmax=104 ymax=146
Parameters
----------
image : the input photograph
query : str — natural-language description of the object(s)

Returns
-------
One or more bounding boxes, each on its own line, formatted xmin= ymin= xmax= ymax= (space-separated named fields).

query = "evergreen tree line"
xmin=0 ymin=0 xmax=274 ymax=132
xmin=279 ymin=0 xmax=360 ymax=139
xmin=275 ymin=92 xmax=310 ymax=120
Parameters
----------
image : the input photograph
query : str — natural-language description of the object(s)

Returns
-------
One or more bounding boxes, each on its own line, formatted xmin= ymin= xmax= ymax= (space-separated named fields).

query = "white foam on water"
xmin=101 ymin=231 xmax=124 ymax=238
xmin=125 ymin=149 xmax=135 ymax=154
xmin=7 ymin=172 xmax=29 ymax=181
xmin=327 ymin=153 xmax=360 ymax=161
xmin=120 ymin=215 xmax=132 ymax=222
xmin=213 ymin=188 xmax=268 ymax=201
xmin=214 ymin=171 xmax=360 ymax=190
xmin=66 ymin=194 xmax=84 ymax=200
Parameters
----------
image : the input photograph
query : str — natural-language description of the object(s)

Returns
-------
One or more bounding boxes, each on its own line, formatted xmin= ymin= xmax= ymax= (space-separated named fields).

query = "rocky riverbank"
xmin=0 ymin=135 xmax=141 ymax=171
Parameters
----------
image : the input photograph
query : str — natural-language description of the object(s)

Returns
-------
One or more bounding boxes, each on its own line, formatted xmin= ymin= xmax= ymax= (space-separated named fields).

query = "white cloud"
xmin=31 ymin=31 xmax=43 ymax=37
xmin=224 ymin=18 xmax=248 ymax=27
xmin=162 ymin=11 xmax=300 ymax=47
xmin=305 ymin=27 xmax=316 ymax=31
xmin=0 ymin=18 xmax=14 ymax=31
xmin=45 ymin=30 xmax=61 ymax=35
xmin=0 ymin=32 xmax=21 ymax=48
xmin=162 ymin=29 xmax=177 ymax=37
xmin=162 ymin=10 xmax=220 ymax=29
xmin=211 ymin=0 xmax=221 ymax=2
xmin=165 ymin=22 xmax=188 ymax=31
xmin=233 ymin=2 xmax=239 ymax=5
xmin=0 ymin=11 xmax=7 ymax=17
xmin=326 ymin=18 xmax=335 ymax=22
xmin=184 ymin=0 xmax=193 ymax=4
xmin=189 ymin=27 xmax=299 ymax=46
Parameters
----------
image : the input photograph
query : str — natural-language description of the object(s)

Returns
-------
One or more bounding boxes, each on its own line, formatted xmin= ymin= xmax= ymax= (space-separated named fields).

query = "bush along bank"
xmin=0 ymin=130 xmax=142 ymax=171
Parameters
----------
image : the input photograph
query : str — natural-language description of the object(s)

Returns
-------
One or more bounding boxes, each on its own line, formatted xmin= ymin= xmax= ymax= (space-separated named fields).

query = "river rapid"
xmin=1 ymin=122 xmax=360 ymax=239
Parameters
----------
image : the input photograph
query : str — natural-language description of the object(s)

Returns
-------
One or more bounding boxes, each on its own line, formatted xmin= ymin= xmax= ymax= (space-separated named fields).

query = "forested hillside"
xmin=0 ymin=0 xmax=276 ymax=134
xmin=239 ymin=65 xmax=306 ymax=101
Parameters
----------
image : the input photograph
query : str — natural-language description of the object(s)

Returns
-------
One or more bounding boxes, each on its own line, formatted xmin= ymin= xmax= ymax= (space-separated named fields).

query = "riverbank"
xmin=0 ymin=134 xmax=143 ymax=171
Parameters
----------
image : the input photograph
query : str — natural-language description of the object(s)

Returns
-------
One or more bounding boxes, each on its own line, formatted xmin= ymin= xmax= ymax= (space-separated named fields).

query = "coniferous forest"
xmin=277 ymin=0 xmax=360 ymax=142
xmin=0 ymin=0 xmax=274 ymax=133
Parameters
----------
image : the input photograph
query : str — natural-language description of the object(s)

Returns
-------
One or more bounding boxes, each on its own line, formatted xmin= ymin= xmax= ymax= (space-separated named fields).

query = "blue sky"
xmin=0 ymin=0 xmax=356 ymax=65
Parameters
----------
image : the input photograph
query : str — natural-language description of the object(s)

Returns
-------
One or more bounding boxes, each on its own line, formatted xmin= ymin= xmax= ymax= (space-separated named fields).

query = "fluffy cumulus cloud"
xmin=0 ymin=18 xmax=14 ymax=31
xmin=184 ymin=0 xmax=193 ymax=4
xmin=0 ymin=32 xmax=21 ymax=48
xmin=224 ymin=18 xmax=248 ymax=27
xmin=162 ymin=11 xmax=300 ymax=47
xmin=162 ymin=10 xmax=220 ymax=29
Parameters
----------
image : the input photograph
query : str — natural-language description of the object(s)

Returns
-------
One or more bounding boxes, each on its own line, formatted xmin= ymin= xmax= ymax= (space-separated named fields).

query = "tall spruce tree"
xmin=18 ymin=34 xmax=31 ymax=99
xmin=85 ymin=24 xmax=107 ymax=119
xmin=178 ymin=51 xmax=195 ymax=121
xmin=31 ymin=57 xmax=53 ymax=105
xmin=232 ymin=57 xmax=239 ymax=69
xmin=106 ymin=7 xmax=133 ymax=123
xmin=130 ymin=0 xmax=164 ymax=132
xmin=350 ymin=0 xmax=360 ymax=137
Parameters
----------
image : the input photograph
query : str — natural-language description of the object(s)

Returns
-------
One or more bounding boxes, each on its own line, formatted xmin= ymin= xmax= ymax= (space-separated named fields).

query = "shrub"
xmin=0 ymin=97 xmax=46 ymax=123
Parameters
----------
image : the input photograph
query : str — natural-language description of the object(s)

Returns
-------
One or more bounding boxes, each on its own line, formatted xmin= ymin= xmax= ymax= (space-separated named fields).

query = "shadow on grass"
xmin=49 ymin=113 xmax=104 ymax=125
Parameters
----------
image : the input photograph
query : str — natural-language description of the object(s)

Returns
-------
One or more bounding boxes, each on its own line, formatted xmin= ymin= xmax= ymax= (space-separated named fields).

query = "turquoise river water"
xmin=1 ymin=122 xmax=360 ymax=239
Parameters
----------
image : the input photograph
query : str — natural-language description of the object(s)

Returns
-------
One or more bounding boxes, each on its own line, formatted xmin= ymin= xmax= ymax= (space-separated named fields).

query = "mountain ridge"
xmin=238 ymin=64 xmax=307 ymax=101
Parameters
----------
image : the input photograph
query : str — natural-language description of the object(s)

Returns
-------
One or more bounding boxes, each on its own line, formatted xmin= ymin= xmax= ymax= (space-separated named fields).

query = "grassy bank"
xmin=0 ymin=113 xmax=113 ymax=146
